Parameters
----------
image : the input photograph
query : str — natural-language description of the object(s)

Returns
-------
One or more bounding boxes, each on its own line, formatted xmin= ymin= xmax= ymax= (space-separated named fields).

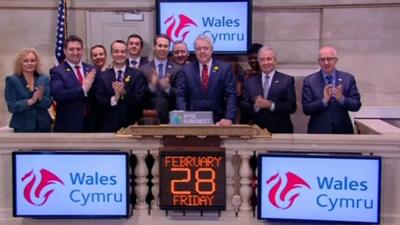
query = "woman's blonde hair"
xmin=14 ymin=48 xmax=42 ymax=75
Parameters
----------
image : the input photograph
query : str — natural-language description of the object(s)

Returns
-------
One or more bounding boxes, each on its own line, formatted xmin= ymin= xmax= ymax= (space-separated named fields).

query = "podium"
xmin=117 ymin=125 xmax=270 ymax=213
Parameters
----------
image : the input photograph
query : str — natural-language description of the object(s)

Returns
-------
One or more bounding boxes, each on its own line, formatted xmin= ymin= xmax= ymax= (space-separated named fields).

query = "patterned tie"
xmin=158 ymin=63 xmax=164 ymax=79
xmin=263 ymin=75 xmax=270 ymax=98
xmin=74 ymin=65 xmax=83 ymax=85
xmin=202 ymin=64 xmax=209 ymax=90
xmin=117 ymin=70 xmax=123 ymax=82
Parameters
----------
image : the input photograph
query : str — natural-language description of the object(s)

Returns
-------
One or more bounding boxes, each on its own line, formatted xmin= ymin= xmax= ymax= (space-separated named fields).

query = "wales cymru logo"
xmin=21 ymin=169 xmax=64 ymax=206
xmin=164 ymin=14 xmax=198 ymax=42
xmin=266 ymin=171 xmax=311 ymax=209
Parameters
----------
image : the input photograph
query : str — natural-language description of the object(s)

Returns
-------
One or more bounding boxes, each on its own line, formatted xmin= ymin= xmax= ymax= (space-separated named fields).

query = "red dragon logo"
xmin=266 ymin=171 xmax=311 ymax=209
xmin=21 ymin=169 xmax=64 ymax=206
xmin=164 ymin=14 xmax=198 ymax=42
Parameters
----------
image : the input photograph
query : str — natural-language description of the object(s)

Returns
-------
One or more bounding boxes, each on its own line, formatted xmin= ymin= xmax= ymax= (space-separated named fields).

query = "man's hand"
xmin=83 ymin=69 xmax=96 ymax=91
xmin=254 ymin=95 xmax=272 ymax=109
xmin=332 ymin=84 xmax=344 ymax=102
xmin=159 ymin=76 xmax=171 ymax=90
xmin=216 ymin=119 xmax=233 ymax=126
xmin=112 ymin=81 xmax=125 ymax=100
xmin=323 ymin=84 xmax=333 ymax=103
xmin=149 ymin=69 xmax=158 ymax=88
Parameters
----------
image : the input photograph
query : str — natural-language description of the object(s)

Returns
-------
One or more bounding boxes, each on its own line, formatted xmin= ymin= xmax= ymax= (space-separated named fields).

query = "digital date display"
xmin=159 ymin=150 xmax=226 ymax=210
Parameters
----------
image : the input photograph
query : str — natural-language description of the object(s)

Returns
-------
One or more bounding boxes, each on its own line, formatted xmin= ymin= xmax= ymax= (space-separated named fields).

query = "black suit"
xmin=241 ymin=71 xmax=297 ymax=133
xmin=126 ymin=56 xmax=149 ymax=70
xmin=141 ymin=60 xmax=182 ymax=123
xmin=95 ymin=67 xmax=146 ymax=132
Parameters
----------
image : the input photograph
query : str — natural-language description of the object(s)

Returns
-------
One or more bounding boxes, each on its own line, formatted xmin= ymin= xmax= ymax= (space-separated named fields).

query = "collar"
xmin=113 ymin=65 xmax=126 ymax=75
xmin=198 ymin=59 xmax=213 ymax=71
xmin=66 ymin=60 xmax=83 ymax=69
xmin=154 ymin=58 xmax=168 ymax=67
xmin=262 ymin=70 xmax=276 ymax=80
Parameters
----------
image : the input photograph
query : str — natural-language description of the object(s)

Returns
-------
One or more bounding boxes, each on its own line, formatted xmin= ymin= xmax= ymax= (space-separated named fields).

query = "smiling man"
xmin=141 ymin=34 xmax=181 ymax=124
xmin=241 ymin=46 xmax=296 ymax=133
xmin=95 ymin=40 xmax=146 ymax=132
xmin=302 ymin=46 xmax=362 ymax=134
xmin=50 ymin=35 xmax=96 ymax=132
xmin=176 ymin=34 xmax=237 ymax=125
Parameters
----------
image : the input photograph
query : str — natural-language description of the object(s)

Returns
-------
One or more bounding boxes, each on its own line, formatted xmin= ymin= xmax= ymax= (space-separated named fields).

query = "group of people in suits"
xmin=4 ymin=32 xmax=361 ymax=134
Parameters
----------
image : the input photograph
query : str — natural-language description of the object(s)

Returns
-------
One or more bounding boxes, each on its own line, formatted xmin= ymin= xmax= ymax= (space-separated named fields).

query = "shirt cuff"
xmin=270 ymin=102 xmax=275 ymax=111
xmin=111 ymin=96 xmax=118 ymax=106
xmin=253 ymin=104 xmax=260 ymax=113
xmin=82 ymin=87 xmax=88 ymax=97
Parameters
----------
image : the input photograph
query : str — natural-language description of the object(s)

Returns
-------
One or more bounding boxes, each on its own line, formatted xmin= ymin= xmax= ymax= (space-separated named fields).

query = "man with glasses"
xmin=302 ymin=46 xmax=361 ymax=134
xmin=176 ymin=34 xmax=237 ymax=125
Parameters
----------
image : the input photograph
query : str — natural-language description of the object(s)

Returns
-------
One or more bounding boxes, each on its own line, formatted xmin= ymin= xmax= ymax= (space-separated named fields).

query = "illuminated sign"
xmin=159 ymin=150 xmax=226 ymax=210
xmin=12 ymin=151 xmax=129 ymax=218
xmin=156 ymin=0 xmax=252 ymax=54
xmin=258 ymin=154 xmax=381 ymax=224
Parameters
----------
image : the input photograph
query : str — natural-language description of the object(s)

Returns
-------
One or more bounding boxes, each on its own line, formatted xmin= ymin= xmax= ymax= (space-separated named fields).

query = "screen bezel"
xmin=12 ymin=150 xmax=130 ymax=219
xmin=155 ymin=0 xmax=252 ymax=55
xmin=257 ymin=153 xmax=382 ymax=224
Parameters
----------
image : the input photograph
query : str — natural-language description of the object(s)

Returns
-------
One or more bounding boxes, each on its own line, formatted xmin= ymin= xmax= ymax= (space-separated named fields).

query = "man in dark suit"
xmin=50 ymin=35 xmax=96 ymax=132
xmin=302 ymin=46 xmax=361 ymax=134
xmin=241 ymin=47 xmax=297 ymax=133
xmin=95 ymin=40 xmax=146 ymax=132
xmin=126 ymin=34 xmax=149 ymax=69
xmin=141 ymin=34 xmax=181 ymax=124
xmin=176 ymin=34 xmax=237 ymax=125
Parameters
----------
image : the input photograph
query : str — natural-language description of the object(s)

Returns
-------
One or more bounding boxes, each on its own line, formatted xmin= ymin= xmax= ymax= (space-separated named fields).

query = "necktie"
xmin=326 ymin=74 xmax=333 ymax=85
xmin=131 ymin=60 xmax=137 ymax=68
xmin=202 ymin=64 xmax=209 ymax=90
xmin=117 ymin=70 xmax=123 ymax=82
xmin=75 ymin=65 xmax=83 ymax=85
xmin=263 ymin=75 xmax=270 ymax=98
xmin=158 ymin=63 xmax=164 ymax=78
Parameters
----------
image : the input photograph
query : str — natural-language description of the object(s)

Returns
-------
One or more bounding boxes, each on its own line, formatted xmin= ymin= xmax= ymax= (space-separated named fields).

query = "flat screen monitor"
xmin=258 ymin=154 xmax=381 ymax=224
xmin=156 ymin=0 xmax=252 ymax=54
xmin=12 ymin=151 xmax=129 ymax=218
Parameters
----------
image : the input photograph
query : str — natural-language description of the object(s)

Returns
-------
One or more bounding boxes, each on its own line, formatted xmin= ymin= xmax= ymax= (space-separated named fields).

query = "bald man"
xmin=302 ymin=46 xmax=361 ymax=134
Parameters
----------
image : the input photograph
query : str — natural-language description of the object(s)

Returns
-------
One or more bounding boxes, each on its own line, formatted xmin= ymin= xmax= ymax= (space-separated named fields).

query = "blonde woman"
xmin=4 ymin=48 xmax=52 ymax=132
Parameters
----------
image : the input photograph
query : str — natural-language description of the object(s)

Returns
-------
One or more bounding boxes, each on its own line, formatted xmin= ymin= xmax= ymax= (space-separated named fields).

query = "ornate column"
xmin=135 ymin=152 xmax=149 ymax=210
xmin=225 ymin=152 xmax=235 ymax=210
xmin=150 ymin=149 xmax=160 ymax=208
xmin=238 ymin=150 xmax=253 ymax=211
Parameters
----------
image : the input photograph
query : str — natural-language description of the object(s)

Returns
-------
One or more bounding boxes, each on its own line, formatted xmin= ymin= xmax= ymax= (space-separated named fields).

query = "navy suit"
xmin=126 ymin=56 xmax=149 ymax=70
xmin=95 ymin=67 xmax=146 ymax=132
xmin=302 ymin=70 xmax=362 ymax=134
xmin=50 ymin=61 xmax=96 ymax=132
xmin=5 ymin=73 xmax=52 ymax=132
xmin=176 ymin=59 xmax=237 ymax=122
xmin=141 ymin=60 xmax=181 ymax=123
xmin=241 ymin=71 xmax=297 ymax=133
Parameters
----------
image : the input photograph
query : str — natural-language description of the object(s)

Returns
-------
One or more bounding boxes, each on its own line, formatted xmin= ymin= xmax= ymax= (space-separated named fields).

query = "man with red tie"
xmin=176 ymin=34 xmax=237 ymax=125
xmin=50 ymin=35 xmax=96 ymax=132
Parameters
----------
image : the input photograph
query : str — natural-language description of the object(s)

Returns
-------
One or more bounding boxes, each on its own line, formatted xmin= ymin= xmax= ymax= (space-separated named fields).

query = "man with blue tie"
xmin=141 ymin=34 xmax=181 ymax=124
xmin=95 ymin=40 xmax=146 ymax=132
xmin=50 ymin=35 xmax=96 ymax=132
xmin=176 ymin=34 xmax=237 ymax=125
xmin=241 ymin=47 xmax=297 ymax=133
xmin=302 ymin=46 xmax=362 ymax=134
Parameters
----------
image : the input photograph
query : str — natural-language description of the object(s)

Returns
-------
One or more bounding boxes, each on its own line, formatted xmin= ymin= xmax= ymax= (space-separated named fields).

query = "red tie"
xmin=75 ymin=65 xmax=84 ymax=85
xmin=202 ymin=64 xmax=209 ymax=90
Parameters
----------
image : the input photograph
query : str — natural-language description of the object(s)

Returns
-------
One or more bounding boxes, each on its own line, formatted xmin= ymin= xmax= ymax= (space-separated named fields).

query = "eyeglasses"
xmin=173 ymin=50 xmax=188 ymax=54
xmin=319 ymin=57 xmax=337 ymax=63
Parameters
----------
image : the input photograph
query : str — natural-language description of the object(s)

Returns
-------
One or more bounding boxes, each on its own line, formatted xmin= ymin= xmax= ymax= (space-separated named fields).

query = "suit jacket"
xmin=141 ymin=60 xmax=182 ymax=123
xmin=5 ymin=73 xmax=52 ymax=132
xmin=50 ymin=61 xmax=96 ymax=132
xmin=95 ymin=67 xmax=146 ymax=132
xmin=176 ymin=59 xmax=237 ymax=122
xmin=241 ymin=71 xmax=297 ymax=133
xmin=126 ymin=56 xmax=149 ymax=70
xmin=302 ymin=70 xmax=362 ymax=134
